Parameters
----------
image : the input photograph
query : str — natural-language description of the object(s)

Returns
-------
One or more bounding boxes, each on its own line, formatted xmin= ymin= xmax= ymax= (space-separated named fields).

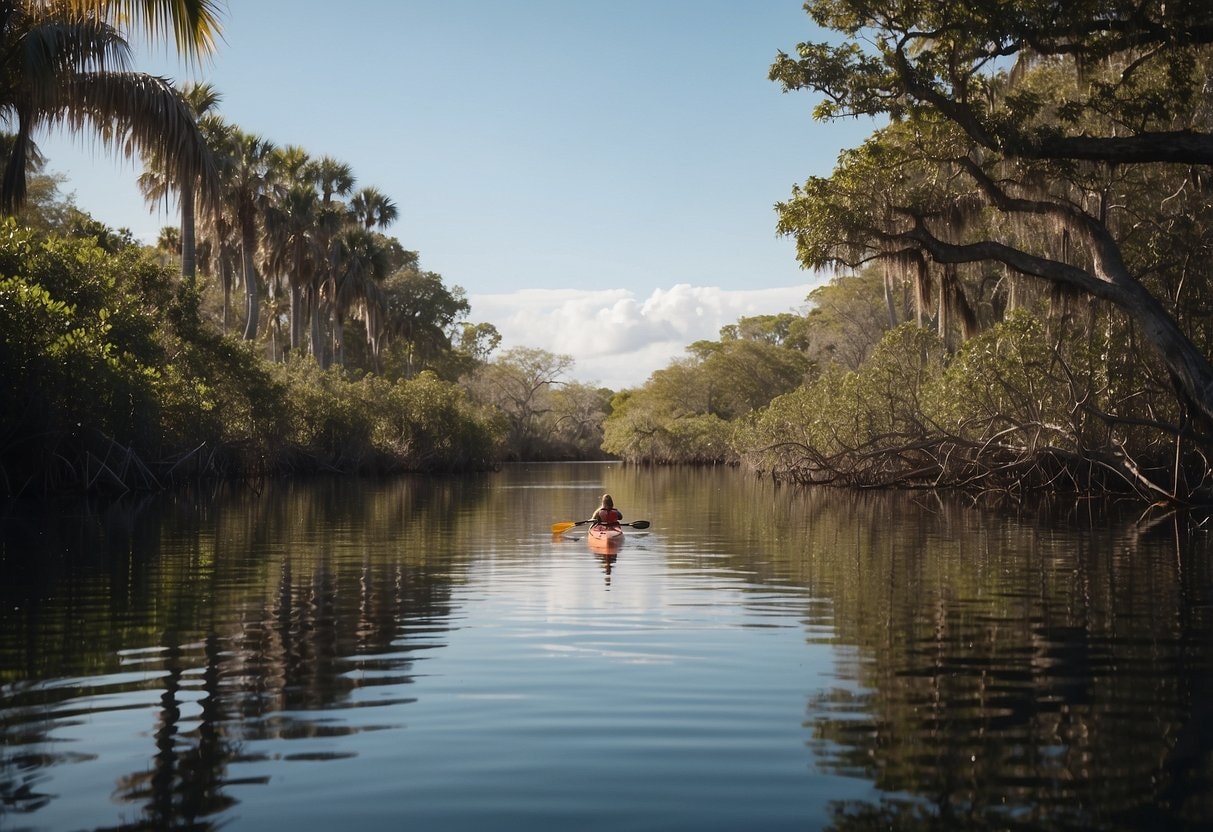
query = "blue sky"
xmin=39 ymin=1 xmax=871 ymax=389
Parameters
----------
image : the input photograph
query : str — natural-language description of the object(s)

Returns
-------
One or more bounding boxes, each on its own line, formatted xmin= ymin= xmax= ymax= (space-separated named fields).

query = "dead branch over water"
xmin=750 ymin=412 xmax=1211 ymax=506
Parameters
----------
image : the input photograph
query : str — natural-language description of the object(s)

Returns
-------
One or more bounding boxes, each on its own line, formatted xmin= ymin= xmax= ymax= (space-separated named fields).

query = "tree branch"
xmin=1032 ymin=130 xmax=1213 ymax=166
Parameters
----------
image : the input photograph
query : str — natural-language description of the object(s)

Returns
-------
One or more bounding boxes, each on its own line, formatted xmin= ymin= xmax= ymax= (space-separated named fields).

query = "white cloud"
xmin=469 ymin=283 xmax=818 ymax=390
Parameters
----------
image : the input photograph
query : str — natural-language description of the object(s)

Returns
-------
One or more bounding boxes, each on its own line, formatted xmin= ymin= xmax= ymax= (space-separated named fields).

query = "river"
xmin=1 ymin=463 xmax=1211 ymax=830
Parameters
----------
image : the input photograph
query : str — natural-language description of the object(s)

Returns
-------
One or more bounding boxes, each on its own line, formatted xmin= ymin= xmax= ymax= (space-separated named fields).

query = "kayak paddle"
xmin=551 ymin=519 xmax=650 ymax=534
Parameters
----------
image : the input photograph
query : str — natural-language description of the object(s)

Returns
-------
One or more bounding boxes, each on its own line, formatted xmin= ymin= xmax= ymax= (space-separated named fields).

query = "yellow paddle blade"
xmin=551 ymin=521 xmax=577 ymax=534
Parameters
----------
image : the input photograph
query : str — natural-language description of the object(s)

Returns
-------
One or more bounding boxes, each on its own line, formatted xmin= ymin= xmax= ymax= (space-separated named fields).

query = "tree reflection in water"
xmin=625 ymin=466 xmax=1213 ymax=829
xmin=3 ymin=469 xmax=1213 ymax=830
xmin=0 ymin=477 xmax=467 ymax=830
xmin=792 ymin=504 xmax=1213 ymax=831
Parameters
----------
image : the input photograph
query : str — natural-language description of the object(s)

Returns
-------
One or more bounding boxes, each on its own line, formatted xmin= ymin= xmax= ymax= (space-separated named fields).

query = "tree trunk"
xmin=221 ymin=258 xmax=232 ymax=334
xmin=240 ymin=219 xmax=259 ymax=341
xmin=882 ymin=263 xmax=897 ymax=327
xmin=288 ymin=238 xmax=308 ymax=353
xmin=333 ymin=313 xmax=345 ymax=367
xmin=179 ymin=185 xmax=196 ymax=289
xmin=290 ymin=284 xmax=303 ymax=353
xmin=311 ymin=296 xmax=329 ymax=368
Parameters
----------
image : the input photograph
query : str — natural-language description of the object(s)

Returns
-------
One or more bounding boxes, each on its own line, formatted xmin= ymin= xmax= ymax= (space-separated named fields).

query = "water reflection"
xmin=1 ymin=467 xmax=1212 ymax=830
xmin=0 ymin=477 xmax=472 ymax=830
xmin=552 ymin=522 xmax=622 ymax=587
xmin=656 ymin=475 xmax=1213 ymax=830
xmin=595 ymin=551 xmax=617 ymax=586
xmin=583 ymin=467 xmax=1213 ymax=828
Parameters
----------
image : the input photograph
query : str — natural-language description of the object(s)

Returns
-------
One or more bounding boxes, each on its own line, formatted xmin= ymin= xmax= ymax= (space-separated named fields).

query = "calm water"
xmin=2 ymin=463 xmax=1212 ymax=831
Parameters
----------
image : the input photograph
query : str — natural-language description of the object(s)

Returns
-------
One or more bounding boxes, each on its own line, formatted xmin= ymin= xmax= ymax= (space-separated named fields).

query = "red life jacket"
xmin=596 ymin=508 xmax=621 ymax=525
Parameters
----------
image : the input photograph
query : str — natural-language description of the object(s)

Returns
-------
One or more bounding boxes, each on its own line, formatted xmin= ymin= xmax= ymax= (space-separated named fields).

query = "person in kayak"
xmin=591 ymin=494 xmax=622 ymax=528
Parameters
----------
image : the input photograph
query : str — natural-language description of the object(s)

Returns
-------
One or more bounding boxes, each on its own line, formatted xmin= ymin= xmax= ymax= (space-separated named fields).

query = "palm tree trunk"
xmin=180 ymin=184 xmax=196 ymax=288
xmin=289 ymin=240 xmax=306 ymax=353
xmin=313 ymin=296 xmax=334 ymax=369
xmin=221 ymin=259 xmax=233 ymax=333
xmin=333 ymin=314 xmax=345 ymax=367
xmin=290 ymin=284 xmax=304 ymax=353
xmin=240 ymin=221 xmax=259 ymax=341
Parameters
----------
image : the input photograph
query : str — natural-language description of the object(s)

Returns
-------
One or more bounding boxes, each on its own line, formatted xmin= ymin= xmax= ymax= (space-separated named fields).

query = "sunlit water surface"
xmin=2 ymin=463 xmax=1213 ymax=830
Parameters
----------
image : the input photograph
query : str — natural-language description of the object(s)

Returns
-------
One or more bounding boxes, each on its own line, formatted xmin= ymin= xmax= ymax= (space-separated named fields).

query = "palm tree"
xmin=303 ymin=155 xmax=355 ymax=362
xmin=340 ymin=184 xmax=398 ymax=368
xmin=261 ymin=145 xmax=325 ymax=354
xmin=197 ymin=207 xmax=239 ymax=333
xmin=190 ymin=113 xmax=241 ymax=332
xmin=308 ymin=156 xmax=354 ymax=206
xmin=155 ymin=225 xmax=180 ymax=265
xmin=272 ymin=144 xmax=310 ymax=183
xmin=263 ymin=179 xmax=323 ymax=353
xmin=137 ymin=82 xmax=221 ymax=289
xmin=215 ymin=128 xmax=275 ymax=341
xmin=328 ymin=227 xmax=389 ymax=367
xmin=174 ymin=83 xmax=221 ymax=287
xmin=349 ymin=186 xmax=398 ymax=230
xmin=0 ymin=1 xmax=222 ymax=213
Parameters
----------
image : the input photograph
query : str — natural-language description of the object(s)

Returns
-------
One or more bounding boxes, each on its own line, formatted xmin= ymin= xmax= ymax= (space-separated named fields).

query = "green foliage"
xmin=738 ymin=323 xmax=946 ymax=473
xmin=720 ymin=312 xmax=806 ymax=346
xmin=0 ymin=271 xmax=158 ymax=438
xmin=279 ymin=358 xmax=378 ymax=466
xmin=739 ymin=309 xmax=1193 ymax=497
xmin=154 ymin=329 xmax=286 ymax=454
xmin=376 ymin=371 xmax=503 ymax=470
xmin=0 ymin=218 xmax=503 ymax=495
xmin=803 ymin=266 xmax=898 ymax=370
xmin=544 ymin=382 xmax=612 ymax=460
xmin=757 ymin=1 xmax=1213 ymax=501
xmin=464 ymin=347 xmax=583 ymax=460
xmin=424 ymin=321 xmax=503 ymax=381
xmin=929 ymin=309 xmax=1180 ymax=466
xmin=771 ymin=2 xmax=1213 ymax=437
xmin=372 ymin=268 xmax=471 ymax=380
xmin=277 ymin=361 xmax=501 ymax=472
xmin=0 ymin=226 xmax=169 ymax=490
xmin=12 ymin=167 xmax=77 ymax=236
xmin=927 ymin=312 xmax=1076 ymax=439
xmin=602 ymin=393 xmax=735 ymax=465
xmin=601 ymin=322 xmax=812 ymax=464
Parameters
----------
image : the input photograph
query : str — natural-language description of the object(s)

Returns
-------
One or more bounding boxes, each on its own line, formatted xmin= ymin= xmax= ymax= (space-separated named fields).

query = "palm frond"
xmin=181 ymin=80 xmax=220 ymax=116
xmin=63 ymin=0 xmax=223 ymax=61
xmin=16 ymin=16 xmax=133 ymax=107
xmin=51 ymin=70 xmax=217 ymax=209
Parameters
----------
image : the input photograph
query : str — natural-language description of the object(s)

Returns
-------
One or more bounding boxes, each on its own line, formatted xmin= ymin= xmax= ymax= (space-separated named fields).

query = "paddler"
xmin=591 ymin=493 xmax=623 ymax=528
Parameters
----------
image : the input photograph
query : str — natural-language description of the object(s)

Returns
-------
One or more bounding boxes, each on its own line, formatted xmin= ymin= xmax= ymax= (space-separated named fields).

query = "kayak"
xmin=587 ymin=524 xmax=624 ymax=550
